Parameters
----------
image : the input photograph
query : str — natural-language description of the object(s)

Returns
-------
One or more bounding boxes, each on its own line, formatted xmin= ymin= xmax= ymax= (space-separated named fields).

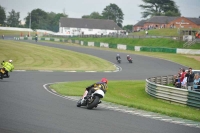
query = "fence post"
xmin=155 ymin=77 xmax=158 ymax=84
xmin=161 ymin=76 xmax=163 ymax=85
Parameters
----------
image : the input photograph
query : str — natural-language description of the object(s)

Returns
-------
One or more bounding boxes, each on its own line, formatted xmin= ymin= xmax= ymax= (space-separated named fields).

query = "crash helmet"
xmin=117 ymin=54 xmax=119 ymax=56
xmin=8 ymin=60 xmax=13 ymax=63
xmin=101 ymin=78 xmax=108 ymax=84
xmin=127 ymin=55 xmax=130 ymax=57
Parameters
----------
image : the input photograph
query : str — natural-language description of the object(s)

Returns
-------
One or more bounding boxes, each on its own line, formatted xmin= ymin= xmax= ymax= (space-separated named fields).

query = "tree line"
xmin=0 ymin=6 xmax=67 ymax=32
xmin=0 ymin=0 xmax=183 ymax=32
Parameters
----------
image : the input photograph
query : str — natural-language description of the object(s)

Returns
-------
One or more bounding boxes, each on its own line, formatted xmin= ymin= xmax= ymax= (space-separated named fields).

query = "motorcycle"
xmin=0 ymin=68 xmax=5 ymax=79
xmin=127 ymin=57 xmax=132 ymax=63
xmin=117 ymin=58 xmax=121 ymax=64
xmin=77 ymin=89 xmax=105 ymax=109
xmin=35 ymin=37 xmax=38 ymax=42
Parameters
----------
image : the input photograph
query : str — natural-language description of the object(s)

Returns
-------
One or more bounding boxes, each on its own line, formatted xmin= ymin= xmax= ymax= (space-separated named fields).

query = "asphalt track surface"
xmin=0 ymin=39 xmax=199 ymax=133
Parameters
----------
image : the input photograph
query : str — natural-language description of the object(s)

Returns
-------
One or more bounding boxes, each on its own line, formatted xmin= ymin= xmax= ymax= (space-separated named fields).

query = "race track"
xmin=0 ymin=40 xmax=199 ymax=133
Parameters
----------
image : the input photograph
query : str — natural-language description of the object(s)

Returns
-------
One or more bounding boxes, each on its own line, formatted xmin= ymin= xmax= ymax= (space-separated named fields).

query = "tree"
xmin=7 ymin=9 xmax=20 ymax=27
xmin=24 ymin=8 xmax=48 ymax=29
xmin=102 ymin=3 xmax=124 ymax=27
xmin=24 ymin=9 xmax=67 ymax=32
xmin=139 ymin=0 xmax=181 ymax=18
xmin=49 ymin=12 xmax=67 ymax=32
xmin=123 ymin=25 xmax=133 ymax=32
xmin=0 ymin=5 xmax=6 ymax=26
xmin=82 ymin=12 xmax=102 ymax=19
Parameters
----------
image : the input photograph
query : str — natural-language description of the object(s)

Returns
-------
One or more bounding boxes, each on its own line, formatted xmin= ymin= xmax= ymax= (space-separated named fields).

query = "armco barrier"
xmin=94 ymin=42 xmax=100 ymax=47
xmin=146 ymin=76 xmax=200 ymax=108
xmin=17 ymin=37 xmax=200 ymax=55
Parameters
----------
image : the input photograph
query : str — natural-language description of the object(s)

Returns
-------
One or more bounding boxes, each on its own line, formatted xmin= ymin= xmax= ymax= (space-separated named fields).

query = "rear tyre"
xmin=87 ymin=96 xmax=100 ymax=109
xmin=77 ymin=99 xmax=82 ymax=107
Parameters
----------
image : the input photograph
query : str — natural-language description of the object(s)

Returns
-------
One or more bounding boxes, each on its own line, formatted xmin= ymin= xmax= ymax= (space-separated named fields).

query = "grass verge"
xmin=130 ymin=28 xmax=179 ymax=36
xmin=0 ymin=40 xmax=115 ymax=71
xmin=0 ymin=30 xmax=35 ymax=36
xmin=50 ymin=80 xmax=200 ymax=122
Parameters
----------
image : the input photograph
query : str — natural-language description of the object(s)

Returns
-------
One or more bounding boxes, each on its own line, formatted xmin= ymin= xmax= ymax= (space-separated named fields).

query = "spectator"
xmin=2 ymin=35 xmax=4 ymax=39
xmin=181 ymin=71 xmax=188 ymax=89
xmin=185 ymin=67 xmax=195 ymax=90
xmin=193 ymin=73 xmax=200 ymax=91
xmin=180 ymin=68 xmax=186 ymax=82
xmin=173 ymin=68 xmax=182 ymax=87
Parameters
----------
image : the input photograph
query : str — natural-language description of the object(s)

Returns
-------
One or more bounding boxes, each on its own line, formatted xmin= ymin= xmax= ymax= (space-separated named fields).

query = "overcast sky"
xmin=0 ymin=0 xmax=200 ymax=25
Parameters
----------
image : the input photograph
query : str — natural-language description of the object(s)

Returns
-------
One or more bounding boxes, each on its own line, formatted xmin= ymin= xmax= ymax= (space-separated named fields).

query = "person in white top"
xmin=181 ymin=70 xmax=188 ymax=89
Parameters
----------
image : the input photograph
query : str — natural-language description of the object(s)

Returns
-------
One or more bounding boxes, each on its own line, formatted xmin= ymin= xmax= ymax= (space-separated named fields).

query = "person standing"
xmin=185 ymin=67 xmax=194 ymax=90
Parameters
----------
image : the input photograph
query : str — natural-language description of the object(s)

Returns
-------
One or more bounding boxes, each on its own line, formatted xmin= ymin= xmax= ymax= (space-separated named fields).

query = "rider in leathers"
xmin=1 ymin=60 xmax=14 ymax=79
xmin=116 ymin=54 xmax=121 ymax=61
xmin=81 ymin=78 xmax=108 ymax=104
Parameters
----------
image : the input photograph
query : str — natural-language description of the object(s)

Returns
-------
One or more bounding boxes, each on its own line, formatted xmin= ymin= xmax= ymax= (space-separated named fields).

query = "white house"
xmin=59 ymin=17 xmax=123 ymax=36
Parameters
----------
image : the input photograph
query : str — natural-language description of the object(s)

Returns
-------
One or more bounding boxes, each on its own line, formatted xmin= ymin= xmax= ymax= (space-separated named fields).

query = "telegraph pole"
xmin=29 ymin=12 xmax=31 ymax=29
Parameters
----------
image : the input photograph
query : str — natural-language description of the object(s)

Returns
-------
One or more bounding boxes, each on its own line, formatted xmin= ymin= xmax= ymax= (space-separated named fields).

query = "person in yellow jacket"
xmin=1 ymin=60 xmax=14 ymax=79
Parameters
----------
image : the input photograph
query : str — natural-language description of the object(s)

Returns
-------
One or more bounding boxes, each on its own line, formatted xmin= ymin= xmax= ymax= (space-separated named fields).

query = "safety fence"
xmin=46 ymin=34 xmax=179 ymax=40
xmin=16 ymin=37 xmax=200 ymax=55
xmin=146 ymin=76 xmax=200 ymax=108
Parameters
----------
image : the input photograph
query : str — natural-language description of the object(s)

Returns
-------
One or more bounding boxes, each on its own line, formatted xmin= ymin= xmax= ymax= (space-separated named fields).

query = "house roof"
xmin=134 ymin=20 xmax=146 ymax=26
xmin=186 ymin=17 xmax=200 ymax=25
xmin=146 ymin=16 xmax=179 ymax=24
xmin=60 ymin=18 xmax=122 ymax=30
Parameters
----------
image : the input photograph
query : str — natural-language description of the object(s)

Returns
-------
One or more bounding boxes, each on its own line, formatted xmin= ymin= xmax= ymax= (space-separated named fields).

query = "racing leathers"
xmin=1 ymin=61 xmax=14 ymax=78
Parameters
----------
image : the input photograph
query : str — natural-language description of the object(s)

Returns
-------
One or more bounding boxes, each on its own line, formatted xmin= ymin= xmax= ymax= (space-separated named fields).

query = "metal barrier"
xmin=146 ymin=76 xmax=200 ymax=108
xmin=44 ymin=34 xmax=179 ymax=40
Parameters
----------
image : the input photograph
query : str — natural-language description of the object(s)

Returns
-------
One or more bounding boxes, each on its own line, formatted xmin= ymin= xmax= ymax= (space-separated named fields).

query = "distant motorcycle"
xmin=127 ymin=57 xmax=132 ymax=63
xmin=117 ymin=58 xmax=121 ymax=64
xmin=77 ymin=89 xmax=105 ymax=109
xmin=35 ymin=37 xmax=38 ymax=42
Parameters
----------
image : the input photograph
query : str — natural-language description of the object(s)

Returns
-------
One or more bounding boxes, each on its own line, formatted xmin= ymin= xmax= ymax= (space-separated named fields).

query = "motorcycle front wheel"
xmin=87 ymin=96 xmax=100 ymax=109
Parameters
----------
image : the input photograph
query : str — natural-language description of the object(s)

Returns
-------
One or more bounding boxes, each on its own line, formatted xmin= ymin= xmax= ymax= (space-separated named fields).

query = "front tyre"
xmin=87 ymin=96 xmax=100 ymax=109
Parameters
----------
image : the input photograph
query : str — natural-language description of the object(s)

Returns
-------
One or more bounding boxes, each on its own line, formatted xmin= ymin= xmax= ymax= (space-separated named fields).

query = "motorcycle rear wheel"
xmin=77 ymin=99 xmax=82 ymax=107
xmin=87 ymin=96 xmax=100 ymax=109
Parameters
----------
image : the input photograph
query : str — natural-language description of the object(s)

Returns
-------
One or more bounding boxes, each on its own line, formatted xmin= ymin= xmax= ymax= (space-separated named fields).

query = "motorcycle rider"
xmin=1 ymin=60 xmax=14 ymax=79
xmin=116 ymin=54 xmax=121 ymax=61
xmin=127 ymin=55 xmax=131 ymax=60
xmin=81 ymin=78 xmax=108 ymax=104
xmin=35 ymin=34 xmax=38 ymax=42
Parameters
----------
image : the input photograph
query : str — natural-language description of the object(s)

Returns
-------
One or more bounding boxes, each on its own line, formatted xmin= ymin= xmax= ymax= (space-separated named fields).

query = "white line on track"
xmin=39 ymin=70 xmax=53 ymax=72
xmin=64 ymin=71 xmax=77 ymax=72
xmin=14 ymin=70 xmax=26 ymax=71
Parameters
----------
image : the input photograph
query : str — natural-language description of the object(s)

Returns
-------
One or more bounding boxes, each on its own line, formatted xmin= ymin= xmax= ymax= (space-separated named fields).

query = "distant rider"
xmin=127 ymin=55 xmax=131 ymax=60
xmin=35 ymin=34 xmax=38 ymax=42
xmin=81 ymin=78 xmax=108 ymax=104
xmin=116 ymin=54 xmax=121 ymax=61
xmin=1 ymin=60 xmax=14 ymax=79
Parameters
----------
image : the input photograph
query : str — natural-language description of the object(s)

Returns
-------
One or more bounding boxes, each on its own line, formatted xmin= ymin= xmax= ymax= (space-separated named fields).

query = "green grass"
xmin=50 ymin=80 xmax=200 ymax=122
xmin=0 ymin=30 xmax=35 ymax=36
xmin=71 ymin=37 xmax=200 ymax=49
xmin=130 ymin=28 xmax=179 ymax=36
xmin=130 ymin=28 xmax=200 ymax=37
xmin=0 ymin=40 xmax=115 ymax=71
